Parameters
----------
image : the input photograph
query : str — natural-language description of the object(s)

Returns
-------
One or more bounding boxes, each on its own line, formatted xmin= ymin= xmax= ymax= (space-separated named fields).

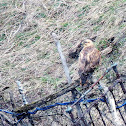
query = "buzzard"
xmin=78 ymin=39 xmax=101 ymax=86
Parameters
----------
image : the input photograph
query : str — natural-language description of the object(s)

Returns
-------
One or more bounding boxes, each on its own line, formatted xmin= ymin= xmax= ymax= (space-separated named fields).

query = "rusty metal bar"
xmin=94 ymin=103 xmax=106 ymax=126
xmin=119 ymin=81 xmax=126 ymax=94
xmin=112 ymin=64 xmax=126 ymax=94
xmin=84 ymin=103 xmax=95 ymax=126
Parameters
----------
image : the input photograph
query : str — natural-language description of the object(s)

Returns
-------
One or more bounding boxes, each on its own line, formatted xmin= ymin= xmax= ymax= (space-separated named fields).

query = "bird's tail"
xmin=80 ymin=73 xmax=88 ymax=86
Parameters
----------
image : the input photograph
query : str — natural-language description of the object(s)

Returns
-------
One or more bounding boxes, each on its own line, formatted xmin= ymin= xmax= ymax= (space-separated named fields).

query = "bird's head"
xmin=84 ymin=39 xmax=94 ymax=47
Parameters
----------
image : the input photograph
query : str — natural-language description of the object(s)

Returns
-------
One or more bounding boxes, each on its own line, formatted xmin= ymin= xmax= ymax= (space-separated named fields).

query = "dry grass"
xmin=0 ymin=0 xmax=126 ymax=125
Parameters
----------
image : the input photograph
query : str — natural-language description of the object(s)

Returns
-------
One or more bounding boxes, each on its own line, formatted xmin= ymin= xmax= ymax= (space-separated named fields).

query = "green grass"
xmin=77 ymin=5 xmax=90 ymax=17
xmin=21 ymin=68 xmax=27 ymax=71
xmin=119 ymin=23 xmax=125 ymax=29
xmin=16 ymin=31 xmax=37 ymax=40
xmin=35 ymin=35 xmax=40 ymax=40
xmin=18 ymin=41 xmax=24 ymax=46
xmin=62 ymin=22 xmax=69 ymax=28
xmin=0 ymin=0 xmax=125 ymax=125
xmin=4 ymin=60 xmax=10 ymax=67
xmin=97 ymin=39 xmax=109 ymax=50
xmin=41 ymin=76 xmax=60 ymax=85
xmin=35 ymin=13 xmax=46 ymax=18
xmin=37 ymin=52 xmax=50 ymax=60
xmin=14 ymin=31 xmax=40 ymax=48
xmin=0 ymin=34 xmax=6 ymax=41
xmin=0 ymin=2 xmax=7 ymax=7
xmin=93 ymin=26 xmax=100 ymax=32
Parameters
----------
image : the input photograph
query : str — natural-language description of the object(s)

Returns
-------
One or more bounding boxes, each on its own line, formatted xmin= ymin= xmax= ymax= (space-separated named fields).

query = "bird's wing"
xmin=88 ymin=48 xmax=101 ymax=69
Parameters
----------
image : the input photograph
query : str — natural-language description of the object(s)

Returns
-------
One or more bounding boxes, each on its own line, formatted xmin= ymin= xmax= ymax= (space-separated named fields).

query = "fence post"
xmin=16 ymin=81 xmax=34 ymax=126
xmin=52 ymin=33 xmax=87 ymax=126
xmin=112 ymin=64 xmax=126 ymax=94
xmin=94 ymin=103 xmax=106 ymax=126
xmin=100 ymin=81 xmax=123 ymax=126
xmin=110 ymin=89 xmax=126 ymax=125
xmin=83 ymin=102 xmax=95 ymax=126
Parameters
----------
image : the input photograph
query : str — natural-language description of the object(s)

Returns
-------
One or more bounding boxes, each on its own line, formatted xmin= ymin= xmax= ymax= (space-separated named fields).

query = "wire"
xmin=116 ymin=101 xmax=126 ymax=109
xmin=0 ymin=98 xmax=125 ymax=116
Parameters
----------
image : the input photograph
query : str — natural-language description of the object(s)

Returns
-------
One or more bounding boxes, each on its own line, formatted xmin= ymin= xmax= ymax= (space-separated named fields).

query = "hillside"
xmin=0 ymin=0 xmax=126 ymax=125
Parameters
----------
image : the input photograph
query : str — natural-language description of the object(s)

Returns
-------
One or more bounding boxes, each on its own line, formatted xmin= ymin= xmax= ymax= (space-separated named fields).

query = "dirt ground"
xmin=0 ymin=0 xmax=126 ymax=125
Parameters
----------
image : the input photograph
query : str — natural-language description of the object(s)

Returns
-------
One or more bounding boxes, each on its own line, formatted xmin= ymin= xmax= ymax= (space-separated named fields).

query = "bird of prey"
xmin=78 ymin=39 xmax=101 ymax=86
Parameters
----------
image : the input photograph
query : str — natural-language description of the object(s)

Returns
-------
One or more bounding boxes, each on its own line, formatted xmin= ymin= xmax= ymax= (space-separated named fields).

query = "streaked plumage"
xmin=78 ymin=39 xmax=101 ymax=85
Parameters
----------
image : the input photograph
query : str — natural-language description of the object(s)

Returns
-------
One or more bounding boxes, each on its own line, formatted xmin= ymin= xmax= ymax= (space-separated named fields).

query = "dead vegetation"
xmin=0 ymin=0 xmax=126 ymax=125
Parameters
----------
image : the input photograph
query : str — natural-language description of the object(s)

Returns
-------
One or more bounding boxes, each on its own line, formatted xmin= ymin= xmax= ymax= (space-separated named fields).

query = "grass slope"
xmin=0 ymin=0 xmax=126 ymax=125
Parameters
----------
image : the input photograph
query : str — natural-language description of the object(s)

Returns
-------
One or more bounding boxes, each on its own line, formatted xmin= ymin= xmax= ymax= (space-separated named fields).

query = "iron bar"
xmin=94 ymin=103 xmax=106 ymax=126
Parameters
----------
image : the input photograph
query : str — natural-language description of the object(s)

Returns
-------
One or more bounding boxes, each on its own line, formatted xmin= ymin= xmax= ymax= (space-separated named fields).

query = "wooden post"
xmin=100 ymin=82 xmax=123 ymax=126
xmin=52 ymin=33 xmax=87 ymax=126
xmin=16 ymin=81 xmax=34 ymax=126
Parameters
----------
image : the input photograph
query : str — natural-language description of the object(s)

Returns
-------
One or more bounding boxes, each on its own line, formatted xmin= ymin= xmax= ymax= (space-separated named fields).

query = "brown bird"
xmin=78 ymin=39 xmax=101 ymax=86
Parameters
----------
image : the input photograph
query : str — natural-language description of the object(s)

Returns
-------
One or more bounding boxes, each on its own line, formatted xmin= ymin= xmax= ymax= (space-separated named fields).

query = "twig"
xmin=22 ymin=0 xmax=26 ymax=11
xmin=4 ymin=24 xmax=22 ymax=54
xmin=8 ymin=24 xmax=22 ymax=43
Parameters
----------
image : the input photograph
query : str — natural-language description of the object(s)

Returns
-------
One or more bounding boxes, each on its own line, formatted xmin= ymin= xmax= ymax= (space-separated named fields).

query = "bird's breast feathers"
xmin=79 ymin=45 xmax=101 ymax=74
